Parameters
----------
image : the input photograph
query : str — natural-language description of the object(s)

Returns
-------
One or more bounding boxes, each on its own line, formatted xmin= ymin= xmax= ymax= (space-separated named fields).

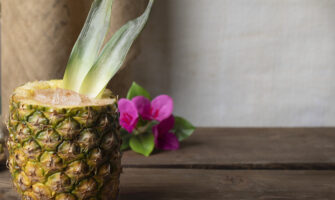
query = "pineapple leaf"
xmin=127 ymin=82 xmax=151 ymax=100
xmin=79 ymin=0 xmax=155 ymax=98
xmin=172 ymin=116 xmax=196 ymax=141
xmin=129 ymin=132 xmax=155 ymax=156
xmin=63 ymin=0 xmax=114 ymax=92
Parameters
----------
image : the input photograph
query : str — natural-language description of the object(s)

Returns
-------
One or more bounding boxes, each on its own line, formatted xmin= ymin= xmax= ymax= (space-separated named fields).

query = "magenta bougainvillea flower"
xmin=151 ymin=95 xmax=174 ymax=121
xmin=119 ymin=82 xmax=195 ymax=156
xmin=132 ymin=96 xmax=151 ymax=120
xmin=132 ymin=95 xmax=173 ymax=121
xmin=118 ymin=99 xmax=139 ymax=133
xmin=153 ymin=115 xmax=179 ymax=150
xmin=132 ymin=95 xmax=178 ymax=149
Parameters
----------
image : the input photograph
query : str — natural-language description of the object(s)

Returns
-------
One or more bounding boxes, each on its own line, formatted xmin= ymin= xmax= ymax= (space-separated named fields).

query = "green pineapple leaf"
xmin=80 ymin=0 xmax=155 ymax=98
xmin=120 ymin=129 xmax=131 ymax=151
xmin=127 ymin=82 xmax=151 ymax=100
xmin=172 ymin=116 xmax=195 ymax=141
xmin=63 ymin=0 xmax=114 ymax=92
xmin=129 ymin=132 xmax=155 ymax=156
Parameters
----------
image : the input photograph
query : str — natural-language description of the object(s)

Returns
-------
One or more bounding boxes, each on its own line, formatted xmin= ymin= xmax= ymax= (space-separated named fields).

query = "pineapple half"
xmin=6 ymin=0 xmax=154 ymax=199
xmin=7 ymin=80 xmax=121 ymax=200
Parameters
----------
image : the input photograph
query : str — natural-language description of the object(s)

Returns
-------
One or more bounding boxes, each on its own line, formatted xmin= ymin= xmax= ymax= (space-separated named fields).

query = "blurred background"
xmin=2 ymin=0 xmax=335 ymax=127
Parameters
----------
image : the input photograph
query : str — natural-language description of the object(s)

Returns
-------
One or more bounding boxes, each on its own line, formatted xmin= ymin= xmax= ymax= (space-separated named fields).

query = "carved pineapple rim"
xmin=12 ymin=80 xmax=117 ymax=109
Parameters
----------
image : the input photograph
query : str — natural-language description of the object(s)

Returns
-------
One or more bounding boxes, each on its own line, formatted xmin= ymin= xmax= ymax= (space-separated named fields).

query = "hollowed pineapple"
xmin=6 ymin=0 xmax=154 ymax=198
xmin=7 ymin=80 xmax=121 ymax=200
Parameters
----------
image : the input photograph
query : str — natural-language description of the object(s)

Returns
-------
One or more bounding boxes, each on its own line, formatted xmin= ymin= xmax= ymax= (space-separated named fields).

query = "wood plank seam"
xmin=123 ymin=163 xmax=335 ymax=170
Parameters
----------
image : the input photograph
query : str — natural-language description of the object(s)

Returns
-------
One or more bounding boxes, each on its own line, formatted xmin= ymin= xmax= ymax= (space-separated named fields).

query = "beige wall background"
xmin=2 ymin=0 xmax=335 ymax=127
xmin=128 ymin=0 xmax=335 ymax=127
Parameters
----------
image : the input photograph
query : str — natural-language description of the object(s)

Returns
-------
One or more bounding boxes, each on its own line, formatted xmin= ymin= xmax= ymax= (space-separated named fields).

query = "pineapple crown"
xmin=63 ymin=0 xmax=154 ymax=98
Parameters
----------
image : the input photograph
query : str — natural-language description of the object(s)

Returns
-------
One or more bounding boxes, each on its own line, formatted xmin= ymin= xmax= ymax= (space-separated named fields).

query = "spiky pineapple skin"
xmin=7 ymin=83 xmax=121 ymax=200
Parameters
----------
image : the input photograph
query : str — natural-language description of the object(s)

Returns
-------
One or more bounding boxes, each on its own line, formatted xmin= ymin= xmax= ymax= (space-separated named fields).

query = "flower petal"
xmin=118 ymin=98 xmax=139 ymax=132
xmin=154 ymin=131 xmax=179 ymax=150
xmin=150 ymin=95 xmax=174 ymax=121
xmin=118 ymin=98 xmax=139 ymax=117
xmin=132 ymin=96 xmax=151 ymax=120
xmin=155 ymin=115 xmax=175 ymax=134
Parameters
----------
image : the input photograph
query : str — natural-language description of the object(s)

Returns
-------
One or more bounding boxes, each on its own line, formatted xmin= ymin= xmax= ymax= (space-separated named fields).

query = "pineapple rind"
xmin=7 ymin=81 xmax=121 ymax=200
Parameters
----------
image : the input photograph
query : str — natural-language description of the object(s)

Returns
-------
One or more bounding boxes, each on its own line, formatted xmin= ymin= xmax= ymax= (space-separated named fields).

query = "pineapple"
xmin=0 ymin=127 xmax=5 ymax=165
xmin=6 ymin=0 xmax=154 ymax=199
xmin=0 ymin=143 xmax=5 ymax=166
xmin=7 ymin=80 xmax=121 ymax=200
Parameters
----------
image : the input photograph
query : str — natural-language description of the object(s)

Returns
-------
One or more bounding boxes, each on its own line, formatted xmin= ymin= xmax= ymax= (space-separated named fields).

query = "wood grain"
xmin=123 ymin=128 xmax=335 ymax=169
xmin=1 ymin=128 xmax=335 ymax=199
xmin=1 ymin=127 xmax=335 ymax=169
xmin=1 ymin=169 xmax=335 ymax=200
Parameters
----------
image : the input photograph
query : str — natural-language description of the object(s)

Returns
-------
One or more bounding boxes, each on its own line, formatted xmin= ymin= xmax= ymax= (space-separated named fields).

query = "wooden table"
xmin=1 ymin=128 xmax=335 ymax=199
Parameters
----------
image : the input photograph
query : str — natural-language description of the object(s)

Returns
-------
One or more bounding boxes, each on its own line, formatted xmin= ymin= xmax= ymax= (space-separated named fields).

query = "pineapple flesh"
xmin=6 ymin=80 xmax=121 ymax=200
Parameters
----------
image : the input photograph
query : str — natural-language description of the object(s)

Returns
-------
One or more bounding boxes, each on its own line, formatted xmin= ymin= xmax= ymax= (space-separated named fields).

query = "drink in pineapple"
xmin=7 ymin=80 xmax=121 ymax=199
xmin=6 ymin=0 xmax=154 ymax=199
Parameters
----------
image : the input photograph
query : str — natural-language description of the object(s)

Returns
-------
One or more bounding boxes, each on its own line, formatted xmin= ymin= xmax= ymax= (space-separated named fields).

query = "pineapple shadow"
xmin=129 ymin=0 xmax=174 ymax=97
xmin=108 ymin=0 xmax=149 ymax=97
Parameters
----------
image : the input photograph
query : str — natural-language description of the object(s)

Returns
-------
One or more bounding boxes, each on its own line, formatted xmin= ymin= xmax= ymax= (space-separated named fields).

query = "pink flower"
xmin=153 ymin=115 xmax=179 ymax=150
xmin=132 ymin=95 xmax=173 ymax=122
xmin=118 ymin=99 xmax=139 ymax=133
xmin=132 ymin=96 xmax=151 ymax=120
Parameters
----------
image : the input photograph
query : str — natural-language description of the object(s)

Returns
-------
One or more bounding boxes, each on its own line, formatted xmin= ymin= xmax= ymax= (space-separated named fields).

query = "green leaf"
xmin=79 ymin=0 xmax=155 ymax=98
xmin=126 ymin=82 xmax=151 ymax=100
xmin=63 ymin=0 xmax=114 ymax=92
xmin=133 ymin=120 xmax=158 ymax=135
xmin=129 ymin=132 xmax=155 ymax=156
xmin=172 ymin=116 xmax=195 ymax=141
xmin=120 ymin=129 xmax=131 ymax=151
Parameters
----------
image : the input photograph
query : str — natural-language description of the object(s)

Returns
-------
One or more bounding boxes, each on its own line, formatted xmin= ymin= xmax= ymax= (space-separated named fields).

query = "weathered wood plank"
xmin=121 ymin=169 xmax=335 ymax=200
xmin=1 ymin=169 xmax=335 ymax=200
xmin=123 ymin=128 xmax=335 ymax=169
xmin=1 ymin=128 xmax=335 ymax=169
xmin=0 ymin=171 xmax=17 ymax=200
